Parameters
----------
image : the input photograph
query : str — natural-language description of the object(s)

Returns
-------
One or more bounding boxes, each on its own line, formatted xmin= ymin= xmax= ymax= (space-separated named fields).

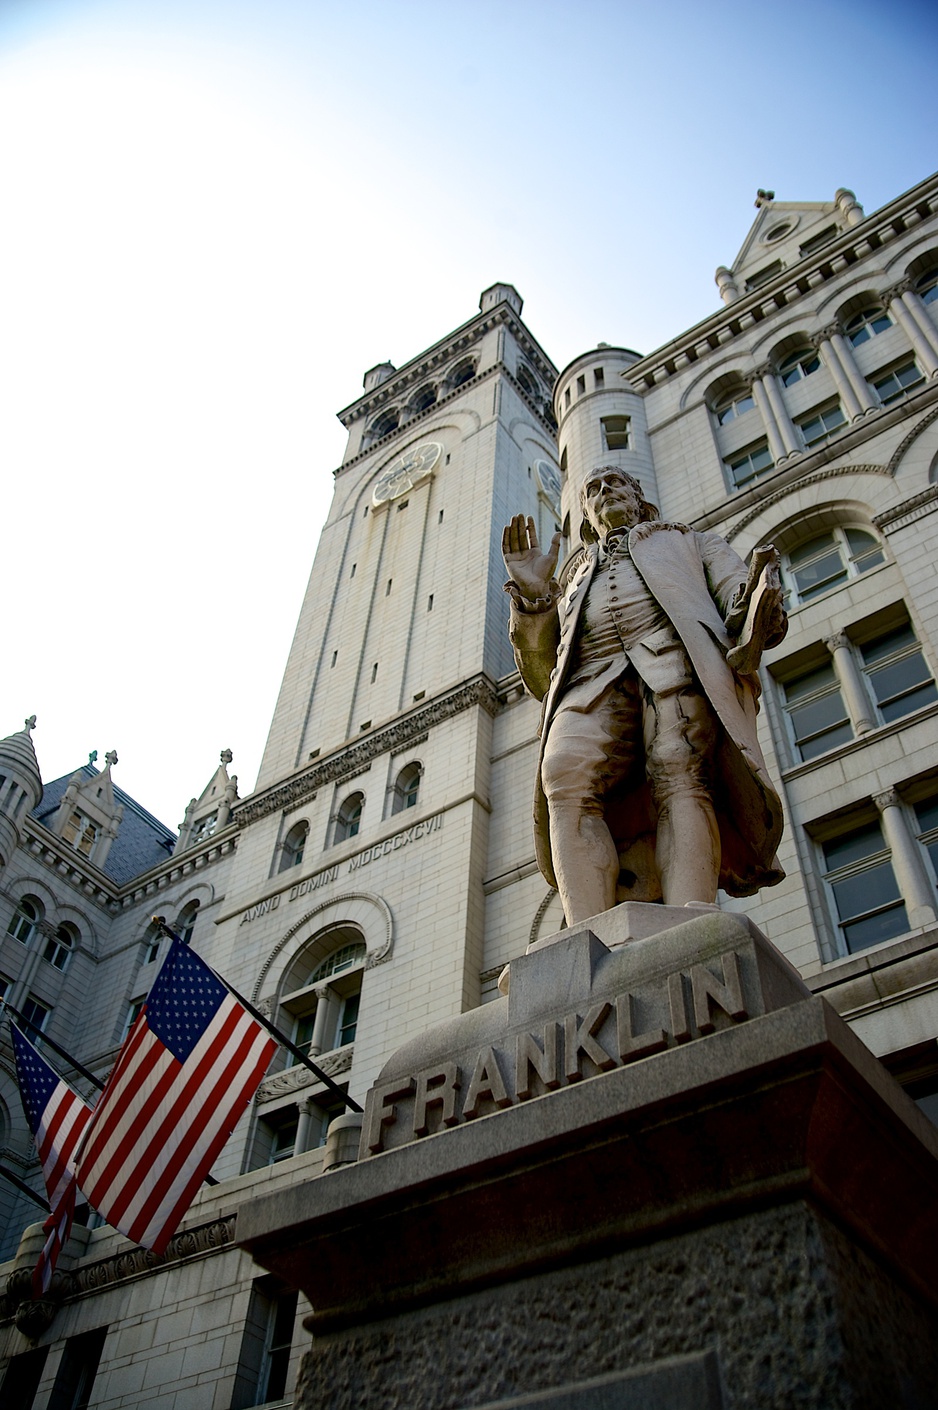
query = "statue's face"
xmin=583 ymin=470 xmax=645 ymax=536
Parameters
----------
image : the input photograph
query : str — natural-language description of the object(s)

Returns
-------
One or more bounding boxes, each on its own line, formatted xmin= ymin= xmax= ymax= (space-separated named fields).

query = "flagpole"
xmin=0 ymin=1163 xmax=50 ymax=1213
xmin=153 ymin=918 xmax=364 ymax=1115
xmin=3 ymin=1003 xmax=104 ymax=1091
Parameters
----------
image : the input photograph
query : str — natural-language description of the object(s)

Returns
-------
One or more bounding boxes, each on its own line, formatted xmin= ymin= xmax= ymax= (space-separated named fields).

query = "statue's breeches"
xmin=540 ymin=661 xmax=717 ymax=813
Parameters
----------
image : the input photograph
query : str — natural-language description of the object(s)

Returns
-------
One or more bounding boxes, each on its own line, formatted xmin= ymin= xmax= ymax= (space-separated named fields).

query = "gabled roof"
xmin=32 ymin=765 xmax=176 ymax=887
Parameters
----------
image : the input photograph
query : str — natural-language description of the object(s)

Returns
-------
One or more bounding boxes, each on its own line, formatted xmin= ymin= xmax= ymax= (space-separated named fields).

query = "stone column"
xmin=309 ymin=985 xmax=335 ymax=1058
xmin=749 ymin=373 xmax=787 ymax=465
xmin=714 ymin=266 xmax=739 ymax=305
xmin=835 ymin=188 xmax=865 ymax=227
xmin=295 ymin=1097 xmax=316 ymax=1156
xmin=882 ymin=280 xmax=938 ymax=376
xmin=884 ymin=280 xmax=938 ymax=374
xmin=754 ymin=364 xmax=800 ymax=458
xmin=825 ymin=632 xmax=877 ymax=735
xmin=813 ymin=325 xmax=875 ymax=418
xmin=874 ymin=788 xmax=937 ymax=928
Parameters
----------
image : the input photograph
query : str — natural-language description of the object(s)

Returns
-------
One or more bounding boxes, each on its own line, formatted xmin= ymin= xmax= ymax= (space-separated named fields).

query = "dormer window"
xmin=62 ymin=810 xmax=97 ymax=858
xmin=190 ymin=812 xmax=218 ymax=844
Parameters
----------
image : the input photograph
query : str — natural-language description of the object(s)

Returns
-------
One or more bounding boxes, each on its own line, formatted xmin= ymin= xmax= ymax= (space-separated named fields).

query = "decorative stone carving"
xmin=71 ymin=1216 xmax=236 ymax=1296
xmin=236 ymin=677 xmax=500 ymax=826
xmin=256 ymin=1046 xmax=354 ymax=1104
xmin=503 ymin=469 xmax=787 ymax=925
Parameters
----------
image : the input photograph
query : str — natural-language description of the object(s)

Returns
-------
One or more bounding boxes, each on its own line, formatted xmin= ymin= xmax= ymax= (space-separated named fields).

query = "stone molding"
xmin=235 ymin=676 xmax=501 ymax=827
xmin=724 ymin=464 xmax=886 ymax=542
xmin=874 ymin=482 xmax=938 ymax=533
xmin=885 ymin=403 xmax=938 ymax=477
xmin=71 ymin=1215 xmax=237 ymax=1298
xmin=255 ymin=1046 xmax=354 ymax=1105
xmin=251 ymin=891 xmax=395 ymax=1000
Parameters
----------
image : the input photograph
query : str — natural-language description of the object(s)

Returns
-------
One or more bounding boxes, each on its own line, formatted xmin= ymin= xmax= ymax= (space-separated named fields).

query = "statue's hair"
xmin=579 ymin=468 xmax=659 ymax=543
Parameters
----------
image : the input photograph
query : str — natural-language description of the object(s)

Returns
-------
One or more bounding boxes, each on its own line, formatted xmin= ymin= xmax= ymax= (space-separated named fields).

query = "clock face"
xmin=372 ymin=442 xmax=443 ymax=506
xmin=533 ymin=458 xmax=562 ymax=516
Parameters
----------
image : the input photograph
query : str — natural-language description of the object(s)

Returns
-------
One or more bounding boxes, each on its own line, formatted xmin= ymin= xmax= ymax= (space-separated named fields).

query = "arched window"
xmin=782 ymin=526 xmax=884 ymax=605
xmin=713 ymin=388 xmax=755 ymax=425
xmin=177 ymin=900 xmax=200 ymax=945
xmin=408 ymin=385 xmax=437 ymax=415
xmin=916 ymin=268 xmax=938 ymax=306
xmin=42 ymin=922 xmax=77 ymax=971
xmin=844 ymin=304 xmax=892 ymax=347
xmin=516 ymin=364 xmax=539 ymax=399
xmin=279 ymin=821 xmax=309 ymax=873
xmin=777 ymin=347 xmax=820 ymax=386
xmin=368 ymin=409 xmax=400 ymax=442
xmin=391 ymin=762 xmax=422 ymax=815
xmin=143 ymin=918 xmax=162 ymax=964
xmin=447 ymin=359 xmax=476 ymax=391
xmin=310 ymin=942 xmax=366 ymax=982
xmin=7 ymin=896 xmax=42 ymax=945
xmin=280 ymin=929 xmax=367 ymax=1069
xmin=334 ymin=792 xmax=364 ymax=844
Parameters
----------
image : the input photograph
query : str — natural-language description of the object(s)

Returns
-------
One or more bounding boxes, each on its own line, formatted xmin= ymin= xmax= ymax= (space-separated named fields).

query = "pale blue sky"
xmin=2 ymin=0 xmax=935 ymax=826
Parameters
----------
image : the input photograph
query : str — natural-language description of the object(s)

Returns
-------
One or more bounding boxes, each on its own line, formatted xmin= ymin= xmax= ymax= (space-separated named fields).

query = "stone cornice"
xmin=71 ymin=1215 xmax=237 ymax=1298
xmin=873 ymin=482 xmax=938 ymax=533
xmin=624 ymin=172 xmax=938 ymax=388
xmin=235 ymin=676 xmax=502 ymax=827
xmin=338 ymin=303 xmax=558 ymax=427
xmin=334 ymin=358 xmax=557 ymax=479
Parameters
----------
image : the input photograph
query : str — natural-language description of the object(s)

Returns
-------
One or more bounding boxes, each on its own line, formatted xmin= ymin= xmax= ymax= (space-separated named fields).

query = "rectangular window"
xmin=871 ymin=360 xmax=924 ymax=404
xmin=915 ymin=798 xmax=938 ymax=885
xmin=796 ymin=402 xmax=846 ymax=447
xmin=798 ymin=224 xmax=838 ymax=257
xmin=231 ymin=1280 xmax=298 ymax=1410
xmin=331 ymin=650 xmax=338 ymax=668
xmin=744 ymin=259 xmax=783 ymax=291
xmin=0 ymin=1346 xmax=50 ymax=1409
xmin=600 ymin=415 xmax=630 ymax=451
xmin=21 ymin=995 xmax=51 ymax=1042
xmin=859 ymin=625 xmax=937 ymax=724
xmin=47 ymin=1326 xmax=108 ymax=1410
xmin=337 ymin=992 xmax=360 ymax=1048
xmin=726 ymin=441 xmax=773 ymax=490
xmin=266 ymin=1112 xmax=298 ymax=1165
xmin=822 ymin=821 xmax=908 ymax=954
xmin=593 ymin=368 xmax=604 ymax=387
xmin=576 ymin=375 xmax=585 ymax=395
xmin=781 ymin=661 xmax=853 ymax=761
xmin=123 ymin=998 xmax=145 ymax=1039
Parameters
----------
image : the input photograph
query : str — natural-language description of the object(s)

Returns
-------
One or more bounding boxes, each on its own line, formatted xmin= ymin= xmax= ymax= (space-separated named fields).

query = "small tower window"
xmin=63 ymin=811 xmax=97 ymax=858
xmin=601 ymin=416 xmax=630 ymax=451
xmin=391 ymin=761 xmax=422 ymax=816
xmin=279 ymin=821 xmax=309 ymax=873
xmin=335 ymin=792 xmax=364 ymax=844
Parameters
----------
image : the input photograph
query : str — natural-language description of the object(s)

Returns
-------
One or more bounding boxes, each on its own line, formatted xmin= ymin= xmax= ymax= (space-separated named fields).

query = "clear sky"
xmin=1 ymin=0 xmax=935 ymax=829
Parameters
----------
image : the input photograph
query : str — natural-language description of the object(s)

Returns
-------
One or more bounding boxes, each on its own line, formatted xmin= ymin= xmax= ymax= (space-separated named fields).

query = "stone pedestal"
xmin=238 ymin=907 xmax=938 ymax=1409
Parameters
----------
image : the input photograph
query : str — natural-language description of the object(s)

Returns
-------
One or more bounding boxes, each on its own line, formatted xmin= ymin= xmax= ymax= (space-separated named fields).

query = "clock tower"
xmin=227 ymin=284 xmax=560 ymax=1099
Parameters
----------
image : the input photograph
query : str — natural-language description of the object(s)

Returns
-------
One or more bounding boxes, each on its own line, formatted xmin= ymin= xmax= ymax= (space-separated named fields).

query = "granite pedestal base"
xmin=238 ymin=906 xmax=938 ymax=1409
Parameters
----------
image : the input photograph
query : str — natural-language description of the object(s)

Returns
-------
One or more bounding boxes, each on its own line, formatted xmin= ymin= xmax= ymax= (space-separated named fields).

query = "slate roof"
xmin=32 ymin=766 xmax=177 ymax=887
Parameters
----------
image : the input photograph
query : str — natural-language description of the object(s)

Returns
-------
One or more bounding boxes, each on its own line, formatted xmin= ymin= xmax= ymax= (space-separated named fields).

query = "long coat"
xmin=508 ymin=520 xmax=785 ymax=901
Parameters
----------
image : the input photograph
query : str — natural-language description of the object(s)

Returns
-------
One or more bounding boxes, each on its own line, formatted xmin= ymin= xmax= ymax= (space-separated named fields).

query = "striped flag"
xmin=74 ymin=938 xmax=276 ymax=1253
xmin=11 ymin=1024 xmax=93 ymax=1296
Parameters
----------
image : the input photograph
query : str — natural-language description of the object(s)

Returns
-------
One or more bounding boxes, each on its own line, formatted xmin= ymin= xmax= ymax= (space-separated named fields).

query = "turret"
xmin=0 ymin=716 xmax=42 ymax=871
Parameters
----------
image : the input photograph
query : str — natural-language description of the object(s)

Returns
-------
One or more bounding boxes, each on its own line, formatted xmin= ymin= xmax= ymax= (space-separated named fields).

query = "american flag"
xmin=11 ymin=1024 xmax=93 ymax=1296
xmin=74 ymin=938 xmax=276 ymax=1253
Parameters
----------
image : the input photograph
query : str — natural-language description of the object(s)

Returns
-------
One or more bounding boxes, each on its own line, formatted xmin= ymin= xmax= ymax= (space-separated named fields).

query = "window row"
xmin=723 ymin=353 xmax=926 ymax=490
xmin=5 ymin=896 xmax=79 ymax=972
xmin=776 ymin=616 xmax=937 ymax=764
xmin=276 ymin=762 xmax=422 ymax=872
xmin=363 ymin=359 xmax=477 ymax=444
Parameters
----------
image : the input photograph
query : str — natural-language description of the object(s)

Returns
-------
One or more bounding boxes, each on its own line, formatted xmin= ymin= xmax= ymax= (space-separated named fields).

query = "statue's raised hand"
xmin=502 ymin=515 xmax=561 ymax=602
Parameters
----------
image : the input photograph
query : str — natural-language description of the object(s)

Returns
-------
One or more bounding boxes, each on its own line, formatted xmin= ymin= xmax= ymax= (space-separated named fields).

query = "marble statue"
xmin=503 ymin=467 xmax=788 ymax=925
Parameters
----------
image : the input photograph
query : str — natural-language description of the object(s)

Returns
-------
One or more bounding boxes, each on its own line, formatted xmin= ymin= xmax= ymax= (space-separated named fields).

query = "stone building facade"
xmin=2 ymin=170 xmax=938 ymax=1408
